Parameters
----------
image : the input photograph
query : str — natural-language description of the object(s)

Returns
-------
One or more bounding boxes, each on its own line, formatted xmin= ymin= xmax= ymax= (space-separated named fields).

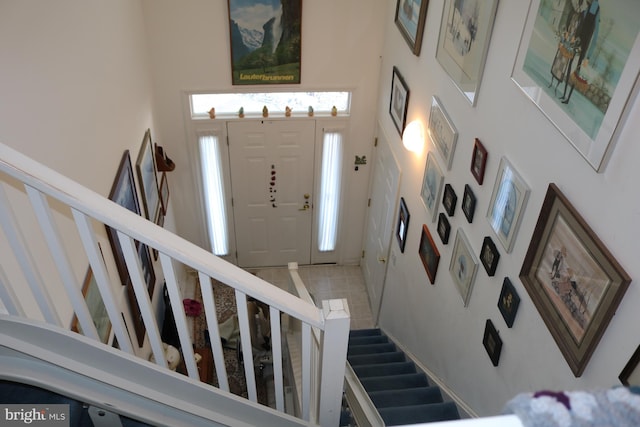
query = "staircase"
xmin=348 ymin=329 xmax=460 ymax=426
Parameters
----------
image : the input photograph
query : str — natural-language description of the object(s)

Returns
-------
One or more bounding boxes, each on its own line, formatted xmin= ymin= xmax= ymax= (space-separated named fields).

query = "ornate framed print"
xmin=462 ymin=184 xmax=476 ymax=223
xmin=471 ymin=138 xmax=488 ymax=185
xmin=390 ymin=66 xmax=410 ymax=135
xmin=136 ymin=129 xmax=160 ymax=223
xmin=436 ymin=0 xmax=499 ymax=105
xmin=483 ymin=319 xmax=502 ymax=367
xmin=395 ymin=0 xmax=429 ymax=55
xmin=442 ymin=183 xmax=457 ymax=217
xmin=480 ymin=236 xmax=500 ymax=277
xmin=421 ymin=151 xmax=445 ymax=222
xmin=487 ymin=157 xmax=530 ymax=253
xmin=437 ymin=213 xmax=451 ymax=245
xmin=449 ymin=228 xmax=479 ymax=307
xmin=520 ymin=184 xmax=631 ymax=377
xmin=511 ymin=0 xmax=640 ymax=172
xmin=419 ymin=224 xmax=440 ymax=285
xmin=396 ymin=197 xmax=410 ymax=253
xmin=428 ymin=96 xmax=458 ymax=170
xmin=498 ymin=277 xmax=520 ymax=328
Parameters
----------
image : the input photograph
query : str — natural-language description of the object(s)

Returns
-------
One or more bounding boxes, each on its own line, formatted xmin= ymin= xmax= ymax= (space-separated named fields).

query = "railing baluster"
xmin=270 ymin=305 xmax=285 ymax=412
xmin=0 ymin=184 xmax=60 ymax=325
xmin=235 ymin=289 xmax=257 ymax=402
xmin=197 ymin=272 xmax=229 ymax=391
xmin=301 ymin=321 xmax=311 ymax=421
xmin=0 ymin=264 xmax=23 ymax=316
xmin=25 ymin=186 xmax=100 ymax=342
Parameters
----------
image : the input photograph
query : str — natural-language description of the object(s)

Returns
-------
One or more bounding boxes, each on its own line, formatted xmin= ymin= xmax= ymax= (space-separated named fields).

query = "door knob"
xmin=299 ymin=205 xmax=310 ymax=211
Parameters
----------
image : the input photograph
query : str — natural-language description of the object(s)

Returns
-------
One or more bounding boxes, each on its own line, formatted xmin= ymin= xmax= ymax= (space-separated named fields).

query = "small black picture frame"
xmin=396 ymin=197 xmax=410 ymax=253
xmin=471 ymin=138 xmax=488 ymax=185
xmin=437 ymin=213 xmax=451 ymax=245
xmin=481 ymin=236 xmax=500 ymax=276
xmin=462 ymin=184 xmax=476 ymax=223
xmin=442 ymin=183 xmax=457 ymax=217
xmin=483 ymin=319 xmax=502 ymax=367
xmin=498 ymin=277 xmax=520 ymax=328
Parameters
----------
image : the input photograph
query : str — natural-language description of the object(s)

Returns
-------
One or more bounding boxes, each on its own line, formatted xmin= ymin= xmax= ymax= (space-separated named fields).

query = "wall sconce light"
xmin=402 ymin=120 xmax=424 ymax=153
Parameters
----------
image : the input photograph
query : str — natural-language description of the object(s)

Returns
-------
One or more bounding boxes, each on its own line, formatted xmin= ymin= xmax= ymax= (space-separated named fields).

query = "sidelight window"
xmin=317 ymin=130 xmax=343 ymax=252
xmin=199 ymin=134 xmax=229 ymax=256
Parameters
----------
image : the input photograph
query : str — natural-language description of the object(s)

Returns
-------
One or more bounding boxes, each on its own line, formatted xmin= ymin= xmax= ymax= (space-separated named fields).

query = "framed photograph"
xmin=428 ymin=96 xmax=458 ymax=170
xmin=442 ymin=183 xmax=457 ymax=217
xmin=395 ymin=0 xmax=429 ymax=55
xmin=228 ymin=0 xmax=302 ymax=85
xmin=390 ymin=66 xmax=410 ymax=135
xmin=71 ymin=267 xmax=111 ymax=344
xmin=437 ymin=213 xmax=451 ymax=245
xmin=420 ymin=151 xmax=445 ymax=222
xmin=396 ymin=197 xmax=410 ymax=253
xmin=483 ymin=319 xmax=502 ymax=367
xmin=470 ymin=138 xmax=488 ymax=185
xmin=619 ymin=344 xmax=640 ymax=386
xmin=436 ymin=0 xmax=499 ymax=105
xmin=480 ymin=236 xmax=500 ymax=276
xmin=519 ymin=183 xmax=631 ymax=377
xmin=462 ymin=184 xmax=476 ymax=223
xmin=136 ymin=129 xmax=160 ymax=223
xmin=498 ymin=277 xmax=520 ymax=328
xmin=449 ymin=228 xmax=479 ymax=307
xmin=419 ymin=224 xmax=440 ymax=285
xmin=487 ymin=157 xmax=530 ymax=253
xmin=159 ymin=172 xmax=169 ymax=217
xmin=511 ymin=1 xmax=640 ymax=172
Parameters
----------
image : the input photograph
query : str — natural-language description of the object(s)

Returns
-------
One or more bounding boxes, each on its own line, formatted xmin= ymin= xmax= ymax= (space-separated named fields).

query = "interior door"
xmin=228 ymin=120 xmax=315 ymax=267
xmin=362 ymin=128 xmax=401 ymax=322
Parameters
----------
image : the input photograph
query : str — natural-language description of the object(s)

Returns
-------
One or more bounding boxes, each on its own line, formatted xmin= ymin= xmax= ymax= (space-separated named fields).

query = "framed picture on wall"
xmin=462 ymin=184 xmax=476 ymax=223
xmin=437 ymin=213 xmax=451 ymax=245
xmin=483 ymin=319 xmax=502 ymax=367
xmin=619 ymin=344 xmax=640 ymax=386
xmin=136 ymin=129 xmax=161 ymax=223
xmin=395 ymin=0 xmax=429 ymax=55
xmin=396 ymin=197 xmax=410 ymax=253
xmin=419 ymin=224 xmax=440 ymax=284
xmin=520 ymin=184 xmax=631 ymax=377
xmin=449 ymin=228 xmax=478 ymax=307
xmin=227 ymin=0 xmax=302 ymax=85
xmin=428 ymin=96 xmax=458 ymax=170
xmin=470 ymin=138 xmax=488 ymax=185
xmin=480 ymin=236 xmax=500 ymax=277
xmin=71 ymin=267 xmax=112 ymax=344
xmin=420 ymin=151 xmax=445 ymax=222
xmin=442 ymin=183 xmax=457 ymax=217
xmin=390 ymin=66 xmax=410 ymax=135
xmin=436 ymin=0 xmax=499 ymax=106
xmin=498 ymin=277 xmax=520 ymax=328
xmin=511 ymin=0 xmax=640 ymax=172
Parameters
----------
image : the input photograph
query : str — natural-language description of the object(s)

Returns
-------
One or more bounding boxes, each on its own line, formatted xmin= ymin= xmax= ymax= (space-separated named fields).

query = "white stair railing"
xmin=0 ymin=142 xmax=348 ymax=427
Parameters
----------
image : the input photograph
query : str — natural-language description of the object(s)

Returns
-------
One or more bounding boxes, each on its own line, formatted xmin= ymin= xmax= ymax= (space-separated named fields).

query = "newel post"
xmin=318 ymin=298 xmax=350 ymax=427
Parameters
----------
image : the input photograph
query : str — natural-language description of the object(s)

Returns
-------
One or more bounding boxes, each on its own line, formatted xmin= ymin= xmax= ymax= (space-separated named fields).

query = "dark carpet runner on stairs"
xmin=348 ymin=329 xmax=460 ymax=426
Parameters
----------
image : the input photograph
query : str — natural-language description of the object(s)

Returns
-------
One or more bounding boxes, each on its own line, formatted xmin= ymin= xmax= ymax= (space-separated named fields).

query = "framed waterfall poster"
xmin=228 ymin=0 xmax=302 ymax=85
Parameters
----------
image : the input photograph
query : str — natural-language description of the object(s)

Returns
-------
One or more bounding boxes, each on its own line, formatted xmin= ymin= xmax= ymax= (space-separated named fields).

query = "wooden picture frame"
xmin=471 ymin=138 xmax=488 ymax=185
xmin=419 ymin=224 xmax=440 ymax=285
xmin=487 ymin=157 xmax=530 ymax=253
xmin=395 ymin=0 xmax=429 ymax=55
xmin=498 ymin=277 xmax=520 ymax=328
xmin=449 ymin=228 xmax=478 ymax=307
xmin=462 ymin=184 xmax=476 ymax=223
xmin=436 ymin=0 xmax=499 ymax=106
xmin=483 ymin=319 xmax=502 ymax=367
xmin=520 ymin=183 xmax=631 ymax=377
xmin=437 ymin=213 xmax=451 ymax=245
xmin=390 ymin=66 xmax=410 ymax=135
xmin=71 ymin=267 xmax=111 ymax=344
xmin=442 ymin=183 xmax=457 ymax=217
xmin=396 ymin=197 xmax=410 ymax=253
xmin=480 ymin=236 xmax=500 ymax=277
xmin=136 ymin=129 xmax=161 ymax=223
xmin=428 ymin=96 xmax=458 ymax=170
xmin=421 ymin=151 xmax=445 ymax=222
xmin=619 ymin=344 xmax=640 ymax=386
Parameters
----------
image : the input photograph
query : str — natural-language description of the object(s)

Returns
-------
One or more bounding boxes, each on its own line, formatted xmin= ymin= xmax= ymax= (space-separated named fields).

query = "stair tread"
xmin=349 ymin=328 xmax=382 ymax=338
xmin=348 ymin=351 xmax=406 ymax=365
xmin=379 ymin=401 xmax=460 ymax=426
xmin=368 ymin=386 xmax=444 ymax=408
xmin=352 ymin=361 xmax=417 ymax=378
xmin=359 ymin=372 xmax=429 ymax=392
xmin=347 ymin=342 xmax=396 ymax=355
xmin=348 ymin=335 xmax=389 ymax=346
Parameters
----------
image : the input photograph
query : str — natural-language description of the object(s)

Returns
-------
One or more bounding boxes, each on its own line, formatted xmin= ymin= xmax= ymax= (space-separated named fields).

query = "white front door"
xmin=362 ymin=128 xmax=401 ymax=322
xmin=227 ymin=120 xmax=315 ymax=267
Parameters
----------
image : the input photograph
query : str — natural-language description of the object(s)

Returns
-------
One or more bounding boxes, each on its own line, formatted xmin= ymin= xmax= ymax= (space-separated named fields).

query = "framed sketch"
xmin=449 ymin=228 xmax=479 ymax=307
xmin=396 ymin=197 xmax=410 ymax=253
xmin=419 ymin=224 xmax=440 ymax=284
xmin=480 ymin=236 xmax=500 ymax=277
xmin=462 ymin=184 xmax=476 ymax=223
xmin=390 ymin=67 xmax=410 ymax=135
xmin=428 ymin=96 xmax=458 ymax=169
xmin=471 ymin=138 xmax=488 ymax=185
xmin=442 ymin=183 xmax=457 ymax=217
xmin=519 ymin=183 xmax=631 ymax=377
xmin=421 ymin=151 xmax=445 ymax=222
xmin=437 ymin=213 xmax=451 ymax=245
xmin=395 ymin=0 xmax=429 ymax=55
xmin=436 ymin=0 xmax=499 ymax=105
xmin=511 ymin=0 xmax=640 ymax=172
xmin=228 ymin=0 xmax=302 ymax=85
xmin=71 ymin=267 xmax=111 ymax=344
xmin=136 ymin=129 xmax=160 ymax=223
xmin=483 ymin=319 xmax=502 ymax=367
xmin=619 ymin=344 xmax=640 ymax=386
xmin=487 ymin=157 xmax=530 ymax=253
xmin=498 ymin=277 xmax=520 ymax=328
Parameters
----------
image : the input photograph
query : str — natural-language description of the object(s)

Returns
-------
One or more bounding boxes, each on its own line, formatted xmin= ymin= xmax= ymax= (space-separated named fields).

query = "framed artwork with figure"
xmin=395 ymin=0 xmax=429 ymax=55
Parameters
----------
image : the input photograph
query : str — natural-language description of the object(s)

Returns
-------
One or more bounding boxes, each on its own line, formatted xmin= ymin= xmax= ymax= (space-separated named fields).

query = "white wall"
xmin=376 ymin=0 xmax=640 ymax=416
xmin=140 ymin=0 xmax=387 ymax=263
